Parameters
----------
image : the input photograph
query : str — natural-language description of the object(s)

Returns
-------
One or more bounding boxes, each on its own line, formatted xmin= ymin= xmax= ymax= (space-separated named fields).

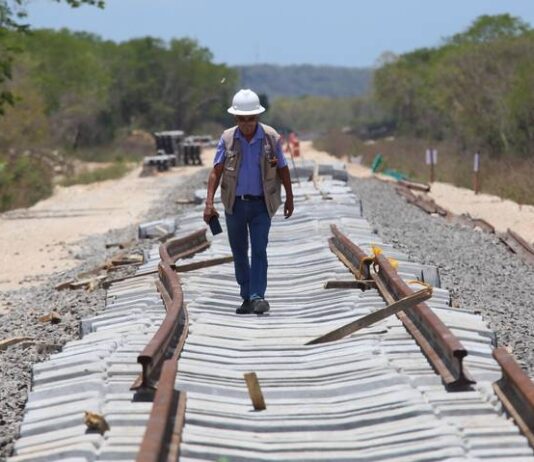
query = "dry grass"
xmin=314 ymin=133 xmax=534 ymax=206
xmin=0 ymin=155 xmax=53 ymax=212
xmin=59 ymin=161 xmax=133 ymax=186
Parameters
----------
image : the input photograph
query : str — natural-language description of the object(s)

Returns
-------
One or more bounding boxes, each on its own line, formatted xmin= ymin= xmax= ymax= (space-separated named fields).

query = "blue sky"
xmin=26 ymin=0 xmax=534 ymax=67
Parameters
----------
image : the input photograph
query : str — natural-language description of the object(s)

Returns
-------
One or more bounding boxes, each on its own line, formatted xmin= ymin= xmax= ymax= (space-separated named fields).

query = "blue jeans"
xmin=225 ymin=198 xmax=271 ymax=301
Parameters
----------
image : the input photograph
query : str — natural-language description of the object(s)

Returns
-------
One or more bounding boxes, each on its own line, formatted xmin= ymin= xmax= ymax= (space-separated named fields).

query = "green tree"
xmin=266 ymin=95 xmax=353 ymax=133
xmin=373 ymin=14 xmax=534 ymax=156
xmin=449 ymin=14 xmax=530 ymax=45
xmin=17 ymin=29 xmax=112 ymax=146
xmin=0 ymin=0 xmax=105 ymax=114
xmin=109 ymin=37 xmax=237 ymax=132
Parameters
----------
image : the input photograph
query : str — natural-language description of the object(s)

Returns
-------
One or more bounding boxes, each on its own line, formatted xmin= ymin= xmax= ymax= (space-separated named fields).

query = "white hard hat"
xmin=227 ymin=89 xmax=265 ymax=115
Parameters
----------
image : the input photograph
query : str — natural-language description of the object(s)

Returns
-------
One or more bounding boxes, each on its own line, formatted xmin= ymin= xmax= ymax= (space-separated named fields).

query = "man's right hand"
xmin=203 ymin=204 xmax=219 ymax=224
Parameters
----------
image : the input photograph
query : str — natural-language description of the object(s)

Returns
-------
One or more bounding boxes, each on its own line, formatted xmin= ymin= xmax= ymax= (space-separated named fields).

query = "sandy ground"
xmin=299 ymin=141 xmax=534 ymax=244
xmin=0 ymin=150 xmax=212 ymax=296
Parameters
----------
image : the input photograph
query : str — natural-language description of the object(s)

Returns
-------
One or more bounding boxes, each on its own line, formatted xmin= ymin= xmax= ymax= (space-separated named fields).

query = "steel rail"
xmin=507 ymin=229 xmax=534 ymax=256
xmin=373 ymin=252 xmax=474 ymax=389
xmin=136 ymin=255 xmax=190 ymax=461
xmin=493 ymin=347 xmax=534 ymax=448
xmin=330 ymin=224 xmax=371 ymax=279
xmin=132 ymin=229 xmax=206 ymax=390
xmin=330 ymin=224 xmax=475 ymax=390
xmin=499 ymin=229 xmax=534 ymax=265
xmin=159 ymin=228 xmax=209 ymax=264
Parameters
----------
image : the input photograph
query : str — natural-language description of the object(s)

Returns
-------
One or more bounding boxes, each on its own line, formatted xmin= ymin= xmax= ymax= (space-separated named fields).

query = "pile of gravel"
xmin=0 ymin=168 xmax=209 ymax=460
xmin=349 ymin=176 xmax=534 ymax=375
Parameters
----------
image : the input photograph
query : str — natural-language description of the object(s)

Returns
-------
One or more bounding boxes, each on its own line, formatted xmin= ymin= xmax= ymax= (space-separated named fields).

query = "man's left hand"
xmin=284 ymin=197 xmax=294 ymax=219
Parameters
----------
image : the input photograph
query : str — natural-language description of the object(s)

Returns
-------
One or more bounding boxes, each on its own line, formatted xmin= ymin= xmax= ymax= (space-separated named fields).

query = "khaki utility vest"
xmin=220 ymin=123 xmax=282 ymax=218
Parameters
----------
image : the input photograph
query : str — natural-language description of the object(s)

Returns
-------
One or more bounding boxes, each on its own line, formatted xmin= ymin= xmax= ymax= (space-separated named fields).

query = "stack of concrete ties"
xmin=175 ymin=177 xmax=534 ymax=461
xmin=8 ymin=276 xmax=166 ymax=462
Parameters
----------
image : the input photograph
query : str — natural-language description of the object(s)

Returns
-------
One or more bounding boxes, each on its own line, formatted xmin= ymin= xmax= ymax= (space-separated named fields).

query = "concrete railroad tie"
xmin=8 ymin=165 xmax=534 ymax=462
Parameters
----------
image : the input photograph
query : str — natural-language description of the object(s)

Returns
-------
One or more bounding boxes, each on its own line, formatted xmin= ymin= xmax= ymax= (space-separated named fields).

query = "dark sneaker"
xmin=252 ymin=298 xmax=270 ymax=315
xmin=236 ymin=299 xmax=253 ymax=314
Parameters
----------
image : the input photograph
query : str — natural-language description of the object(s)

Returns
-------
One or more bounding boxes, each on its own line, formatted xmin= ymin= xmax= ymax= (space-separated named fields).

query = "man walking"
xmin=203 ymin=89 xmax=294 ymax=315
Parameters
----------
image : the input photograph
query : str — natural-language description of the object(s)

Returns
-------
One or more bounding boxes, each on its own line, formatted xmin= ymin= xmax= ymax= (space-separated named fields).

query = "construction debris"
xmin=107 ymin=253 xmax=144 ymax=268
xmin=0 ymin=337 xmax=33 ymax=351
xmin=56 ymin=274 xmax=107 ymax=291
xmin=105 ymin=240 xmax=136 ymax=249
xmin=84 ymin=411 xmax=110 ymax=434
xmin=138 ymin=218 xmax=176 ymax=239
xmin=243 ymin=372 xmax=266 ymax=411
xmin=38 ymin=311 xmax=61 ymax=324
xmin=307 ymin=287 xmax=432 ymax=345
xmin=398 ymin=179 xmax=431 ymax=192
xmin=174 ymin=255 xmax=233 ymax=273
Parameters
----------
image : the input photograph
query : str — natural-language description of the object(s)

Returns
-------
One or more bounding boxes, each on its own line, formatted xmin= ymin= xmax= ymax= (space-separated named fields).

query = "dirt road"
xmin=0 ymin=154 xmax=211 ymax=294
xmin=300 ymin=140 xmax=534 ymax=244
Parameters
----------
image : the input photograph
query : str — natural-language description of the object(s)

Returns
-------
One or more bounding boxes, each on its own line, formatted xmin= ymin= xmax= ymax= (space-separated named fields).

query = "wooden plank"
xmin=328 ymin=239 xmax=359 ymax=276
xmin=398 ymin=179 xmax=431 ymax=192
xmin=243 ymin=372 xmax=266 ymax=411
xmin=0 ymin=336 xmax=33 ymax=350
xmin=373 ymin=273 xmax=456 ymax=385
xmin=174 ymin=256 xmax=233 ymax=273
xmin=307 ymin=286 xmax=432 ymax=345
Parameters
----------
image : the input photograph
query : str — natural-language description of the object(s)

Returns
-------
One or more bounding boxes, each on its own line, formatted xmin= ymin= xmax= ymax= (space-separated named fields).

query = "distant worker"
xmin=203 ymin=89 xmax=294 ymax=315
xmin=288 ymin=132 xmax=300 ymax=157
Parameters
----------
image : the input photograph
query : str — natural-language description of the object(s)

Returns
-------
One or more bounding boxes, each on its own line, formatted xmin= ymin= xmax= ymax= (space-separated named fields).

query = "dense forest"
xmin=238 ymin=64 xmax=372 ymax=98
xmin=0 ymin=27 xmax=237 ymax=210
xmin=311 ymin=14 xmax=534 ymax=205
xmin=373 ymin=14 xmax=534 ymax=157
xmin=0 ymin=30 xmax=237 ymax=149
xmin=0 ymin=9 xmax=532 ymax=211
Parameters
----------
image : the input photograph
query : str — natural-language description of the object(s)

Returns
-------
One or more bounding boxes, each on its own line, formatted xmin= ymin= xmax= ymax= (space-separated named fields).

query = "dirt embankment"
xmin=299 ymin=141 xmax=534 ymax=244
xmin=0 ymin=150 xmax=213 ymax=297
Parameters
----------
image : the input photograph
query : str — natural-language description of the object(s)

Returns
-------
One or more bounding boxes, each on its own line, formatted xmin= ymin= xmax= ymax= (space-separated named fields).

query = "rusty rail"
xmin=136 ymin=233 xmax=193 ymax=460
xmin=136 ymin=302 xmax=189 ymax=461
xmin=506 ymin=229 xmax=534 ymax=256
xmin=160 ymin=228 xmax=209 ymax=263
xmin=398 ymin=179 xmax=431 ymax=192
xmin=499 ymin=229 xmax=534 ymax=265
xmin=131 ymin=262 xmax=186 ymax=390
xmin=330 ymin=224 xmax=474 ymax=390
xmin=136 ymin=322 xmax=189 ymax=462
xmin=132 ymin=229 xmax=206 ymax=390
xmin=330 ymin=224 xmax=371 ymax=279
xmin=395 ymin=186 xmax=448 ymax=217
xmin=493 ymin=347 xmax=534 ymax=448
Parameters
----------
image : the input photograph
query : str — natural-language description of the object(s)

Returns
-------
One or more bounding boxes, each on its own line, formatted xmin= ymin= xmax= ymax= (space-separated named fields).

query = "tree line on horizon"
xmin=272 ymin=15 xmax=534 ymax=160
xmin=0 ymin=26 xmax=238 ymax=210
xmin=0 ymin=10 xmax=532 ymax=211
xmin=373 ymin=14 xmax=534 ymax=157
xmin=0 ymin=29 xmax=238 ymax=150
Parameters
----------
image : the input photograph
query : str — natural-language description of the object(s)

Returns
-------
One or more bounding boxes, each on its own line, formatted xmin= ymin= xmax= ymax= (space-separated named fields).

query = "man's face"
xmin=236 ymin=115 xmax=258 ymax=137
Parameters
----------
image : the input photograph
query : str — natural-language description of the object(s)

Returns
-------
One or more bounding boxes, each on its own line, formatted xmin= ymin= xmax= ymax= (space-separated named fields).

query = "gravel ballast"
xmin=349 ymin=176 xmax=534 ymax=375
xmin=1 ymin=167 xmax=533 ymax=460
xmin=0 ymin=168 xmax=209 ymax=461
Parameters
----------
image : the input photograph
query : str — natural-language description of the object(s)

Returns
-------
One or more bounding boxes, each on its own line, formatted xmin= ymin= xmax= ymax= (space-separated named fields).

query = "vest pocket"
xmin=224 ymin=151 xmax=237 ymax=171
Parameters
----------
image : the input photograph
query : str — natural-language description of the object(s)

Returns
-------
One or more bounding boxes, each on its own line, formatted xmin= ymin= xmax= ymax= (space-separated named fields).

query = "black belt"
xmin=236 ymin=194 xmax=264 ymax=201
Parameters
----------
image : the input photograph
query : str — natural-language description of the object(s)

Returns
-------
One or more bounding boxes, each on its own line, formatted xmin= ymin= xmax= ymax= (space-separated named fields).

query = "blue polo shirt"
xmin=213 ymin=124 xmax=288 ymax=196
